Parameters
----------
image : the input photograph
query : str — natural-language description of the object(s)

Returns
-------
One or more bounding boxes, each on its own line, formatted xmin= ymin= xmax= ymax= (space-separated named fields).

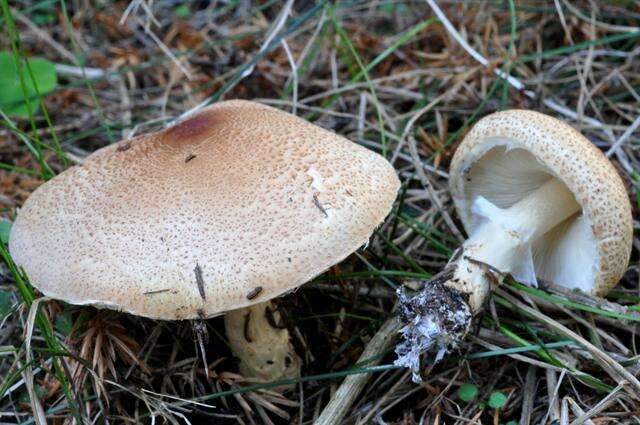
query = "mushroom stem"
xmin=224 ymin=301 xmax=301 ymax=384
xmin=396 ymin=178 xmax=581 ymax=382
xmin=449 ymin=177 xmax=580 ymax=310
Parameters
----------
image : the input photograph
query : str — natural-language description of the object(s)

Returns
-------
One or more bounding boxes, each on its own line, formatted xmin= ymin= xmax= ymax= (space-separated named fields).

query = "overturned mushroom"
xmin=9 ymin=100 xmax=400 ymax=382
xmin=395 ymin=110 xmax=633 ymax=381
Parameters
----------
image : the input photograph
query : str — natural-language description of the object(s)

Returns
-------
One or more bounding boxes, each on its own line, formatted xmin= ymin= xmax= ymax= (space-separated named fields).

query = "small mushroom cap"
xmin=9 ymin=100 xmax=400 ymax=319
xmin=449 ymin=110 xmax=632 ymax=296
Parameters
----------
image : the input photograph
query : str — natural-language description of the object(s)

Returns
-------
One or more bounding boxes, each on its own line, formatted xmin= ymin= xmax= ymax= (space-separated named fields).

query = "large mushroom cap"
xmin=9 ymin=100 xmax=400 ymax=319
xmin=449 ymin=110 xmax=632 ymax=296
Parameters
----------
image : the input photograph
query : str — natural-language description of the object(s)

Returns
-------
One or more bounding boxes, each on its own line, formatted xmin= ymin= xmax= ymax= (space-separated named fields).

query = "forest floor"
xmin=1 ymin=1 xmax=640 ymax=424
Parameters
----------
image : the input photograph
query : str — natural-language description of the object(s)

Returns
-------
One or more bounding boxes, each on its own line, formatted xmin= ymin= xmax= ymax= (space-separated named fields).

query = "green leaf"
xmin=55 ymin=310 xmax=74 ymax=336
xmin=488 ymin=391 xmax=508 ymax=409
xmin=458 ymin=383 xmax=478 ymax=401
xmin=0 ymin=291 xmax=12 ymax=317
xmin=175 ymin=4 xmax=190 ymax=18
xmin=0 ymin=51 xmax=57 ymax=118
xmin=0 ymin=219 xmax=11 ymax=244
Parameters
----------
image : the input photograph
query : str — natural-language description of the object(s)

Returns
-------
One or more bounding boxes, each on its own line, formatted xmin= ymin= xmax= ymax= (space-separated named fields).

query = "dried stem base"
xmin=394 ymin=280 xmax=473 ymax=382
xmin=394 ymin=249 xmax=499 ymax=382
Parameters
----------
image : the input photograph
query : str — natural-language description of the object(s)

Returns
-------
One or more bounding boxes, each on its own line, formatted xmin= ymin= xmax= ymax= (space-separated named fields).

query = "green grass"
xmin=0 ymin=243 xmax=80 ymax=419
xmin=331 ymin=6 xmax=388 ymax=156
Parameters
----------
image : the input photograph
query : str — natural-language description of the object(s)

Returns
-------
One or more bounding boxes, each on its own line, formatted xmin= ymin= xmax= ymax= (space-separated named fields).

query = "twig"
xmin=543 ymin=369 xmax=565 ymax=424
xmin=12 ymin=9 xmax=76 ymax=63
xmin=174 ymin=0 xmax=295 ymax=121
xmin=497 ymin=288 xmax=640 ymax=399
xmin=314 ymin=317 xmax=399 ymax=425
xmin=356 ymin=369 xmax=411 ymax=424
xmin=520 ymin=365 xmax=537 ymax=425
xmin=561 ymin=0 xmax=640 ymax=33
xmin=281 ymin=39 xmax=298 ymax=115
xmin=537 ymin=280 xmax=635 ymax=319
xmin=425 ymin=0 xmax=614 ymax=134
xmin=570 ymin=382 xmax=626 ymax=425
xmin=54 ymin=64 xmax=111 ymax=80
xmin=566 ymin=397 xmax=596 ymax=425
xmin=133 ymin=16 xmax=192 ymax=80
xmin=24 ymin=297 xmax=51 ymax=425
xmin=605 ymin=115 xmax=640 ymax=157
xmin=398 ymin=89 xmax=465 ymax=243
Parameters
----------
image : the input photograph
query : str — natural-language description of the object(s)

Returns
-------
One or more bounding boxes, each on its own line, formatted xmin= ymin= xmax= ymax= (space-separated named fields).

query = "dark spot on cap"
xmin=185 ymin=153 xmax=196 ymax=163
xmin=161 ymin=109 xmax=225 ymax=148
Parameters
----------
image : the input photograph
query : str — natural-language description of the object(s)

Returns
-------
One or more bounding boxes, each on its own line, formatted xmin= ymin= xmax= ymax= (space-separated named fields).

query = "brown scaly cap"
xmin=9 ymin=100 xmax=400 ymax=319
xmin=449 ymin=109 xmax=632 ymax=296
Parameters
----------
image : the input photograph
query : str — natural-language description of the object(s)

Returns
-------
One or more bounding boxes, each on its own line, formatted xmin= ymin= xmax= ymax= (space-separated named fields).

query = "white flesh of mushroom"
xmin=457 ymin=177 xmax=581 ymax=309
xmin=459 ymin=145 xmax=600 ymax=294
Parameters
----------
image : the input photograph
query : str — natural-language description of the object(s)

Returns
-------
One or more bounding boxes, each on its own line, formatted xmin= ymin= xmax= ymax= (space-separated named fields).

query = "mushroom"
xmin=395 ymin=110 xmax=633 ymax=381
xmin=9 ymin=100 xmax=400 ymax=382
